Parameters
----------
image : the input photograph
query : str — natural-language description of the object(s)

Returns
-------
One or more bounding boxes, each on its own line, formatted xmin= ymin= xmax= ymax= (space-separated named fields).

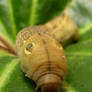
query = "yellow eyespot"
xmin=24 ymin=42 xmax=35 ymax=55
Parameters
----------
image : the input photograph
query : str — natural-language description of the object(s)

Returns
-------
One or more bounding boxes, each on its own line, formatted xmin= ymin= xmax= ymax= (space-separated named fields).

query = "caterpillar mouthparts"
xmin=35 ymin=73 xmax=63 ymax=89
xmin=41 ymin=83 xmax=60 ymax=92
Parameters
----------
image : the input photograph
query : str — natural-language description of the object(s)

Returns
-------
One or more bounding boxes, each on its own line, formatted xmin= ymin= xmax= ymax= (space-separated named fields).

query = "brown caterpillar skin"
xmin=45 ymin=13 xmax=79 ymax=45
xmin=16 ymin=13 xmax=79 ymax=92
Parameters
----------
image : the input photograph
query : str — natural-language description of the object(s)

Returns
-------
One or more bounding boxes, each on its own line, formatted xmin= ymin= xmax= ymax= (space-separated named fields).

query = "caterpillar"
xmin=16 ymin=12 xmax=79 ymax=92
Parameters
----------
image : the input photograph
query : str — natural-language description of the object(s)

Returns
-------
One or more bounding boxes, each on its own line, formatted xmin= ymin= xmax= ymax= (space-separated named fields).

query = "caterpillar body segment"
xmin=16 ymin=13 xmax=79 ymax=92
xmin=45 ymin=13 xmax=79 ymax=46
xmin=16 ymin=27 xmax=67 ymax=89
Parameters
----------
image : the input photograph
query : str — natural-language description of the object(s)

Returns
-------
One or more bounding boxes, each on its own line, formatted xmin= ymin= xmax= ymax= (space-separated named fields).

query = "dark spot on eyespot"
xmin=53 ymin=25 xmax=57 ymax=29
xmin=26 ymin=43 xmax=33 ymax=51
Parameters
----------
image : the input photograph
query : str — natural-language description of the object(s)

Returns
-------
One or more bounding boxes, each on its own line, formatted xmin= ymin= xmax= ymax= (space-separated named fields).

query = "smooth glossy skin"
xmin=16 ymin=13 xmax=79 ymax=92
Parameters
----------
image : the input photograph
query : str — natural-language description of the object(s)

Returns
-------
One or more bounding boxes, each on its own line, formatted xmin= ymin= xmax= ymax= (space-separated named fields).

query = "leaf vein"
xmin=29 ymin=0 xmax=38 ymax=25
xmin=0 ymin=60 xmax=19 ymax=91
xmin=8 ymin=0 xmax=17 ymax=38
xmin=80 ymin=22 xmax=92 ymax=35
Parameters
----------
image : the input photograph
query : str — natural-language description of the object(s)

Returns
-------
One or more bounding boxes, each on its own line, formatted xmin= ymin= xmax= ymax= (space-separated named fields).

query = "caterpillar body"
xmin=16 ymin=13 xmax=79 ymax=92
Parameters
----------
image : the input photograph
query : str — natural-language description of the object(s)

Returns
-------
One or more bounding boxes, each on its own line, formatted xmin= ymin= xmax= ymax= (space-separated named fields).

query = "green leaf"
xmin=0 ymin=0 xmax=92 ymax=92
xmin=69 ymin=0 xmax=92 ymax=27
xmin=64 ymin=26 xmax=92 ymax=92
xmin=64 ymin=0 xmax=92 ymax=92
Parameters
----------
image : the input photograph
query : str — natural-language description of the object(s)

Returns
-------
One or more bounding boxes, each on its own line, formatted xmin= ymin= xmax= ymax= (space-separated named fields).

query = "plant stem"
xmin=0 ymin=35 xmax=16 ymax=56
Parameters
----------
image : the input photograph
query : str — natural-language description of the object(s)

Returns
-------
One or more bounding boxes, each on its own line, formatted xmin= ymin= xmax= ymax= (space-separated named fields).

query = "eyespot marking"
xmin=24 ymin=43 xmax=35 ymax=55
